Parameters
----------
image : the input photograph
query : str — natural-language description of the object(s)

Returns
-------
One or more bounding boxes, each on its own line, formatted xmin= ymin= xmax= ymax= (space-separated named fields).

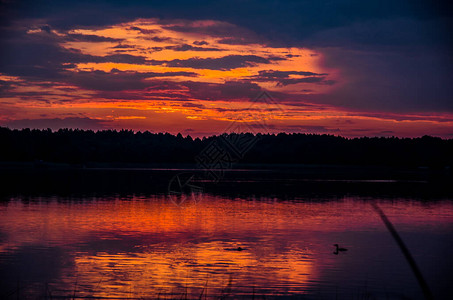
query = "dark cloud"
xmin=65 ymin=33 xmax=123 ymax=42
xmin=303 ymin=18 xmax=452 ymax=49
xmin=346 ymin=112 xmax=453 ymax=123
xmin=127 ymin=26 xmax=160 ymax=34
xmin=250 ymin=70 xmax=333 ymax=86
xmin=160 ymin=18 xmax=265 ymax=44
xmin=162 ymin=20 xmax=250 ymax=37
xmin=5 ymin=117 xmax=109 ymax=130
xmin=0 ymin=28 xmax=172 ymax=80
xmin=40 ymin=24 xmax=52 ymax=33
xmin=162 ymin=55 xmax=286 ymax=70
xmin=0 ymin=39 xmax=87 ymax=78
xmin=2 ymin=1 xmax=450 ymax=45
xmin=148 ymin=46 xmax=163 ymax=52
xmin=145 ymin=36 xmax=176 ymax=43
xmin=0 ymin=26 xmax=148 ymax=79
xmin=165 ymin=44 xmax=223 ymax=51
xmin=111 ymin=44 xmax=136 ymax=49
xmin=92 ymin=79 xmax=263 ymax=102
xmin=285 ymin=54 xmax=300 ymax=58
xmin=275 ymin=77 xmax=335 ymax=86
xmin=0 ymin=78 xmax=15 ymax=93
xmin=69 ymin=70 xmax=150 ymax=91
xmin=180 ymin=102 xmax=206 ymax=109
xmin=184 ymin=80 xmax=262 ymax=101
xmin=193 ymin=40 xmax=208 ymax=45
xmin=103 ymin=53 xmax=148 ymax=64
xmin=69 ymin=69 xmax=198 ymax=91
xmin=217 ymin=37 xmax=254 ymax=45
xmin=257 ymin=70 xmax=327 ymax=78
xmin=305 ymin=47 xmax=453 ymax=112
xmin=281 ymin=125 xmax=333 ymax=133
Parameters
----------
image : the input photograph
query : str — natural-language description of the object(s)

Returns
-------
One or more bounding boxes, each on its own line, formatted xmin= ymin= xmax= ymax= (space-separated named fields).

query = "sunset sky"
xmin=1 ymin=0 xmax=452 ymax=137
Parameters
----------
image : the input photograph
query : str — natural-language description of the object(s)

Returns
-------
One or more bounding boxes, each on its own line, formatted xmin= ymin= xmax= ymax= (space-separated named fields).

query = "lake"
xmin=0 ymin=168 xmax=452 ymax=299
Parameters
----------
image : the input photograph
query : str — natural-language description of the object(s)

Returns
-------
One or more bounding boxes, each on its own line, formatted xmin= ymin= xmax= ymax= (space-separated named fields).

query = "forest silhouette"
xmin=0 ymin=127 xmax=452 ymax=167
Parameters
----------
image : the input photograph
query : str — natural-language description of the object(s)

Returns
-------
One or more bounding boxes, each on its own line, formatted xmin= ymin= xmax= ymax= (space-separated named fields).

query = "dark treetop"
xmin=0 ymin=127 xmax=452 ymax=167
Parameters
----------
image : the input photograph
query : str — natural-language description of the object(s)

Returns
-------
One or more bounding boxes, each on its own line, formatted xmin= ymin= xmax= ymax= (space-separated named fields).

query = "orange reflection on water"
xmin=0 ymin=195 xmax=452 ymax=298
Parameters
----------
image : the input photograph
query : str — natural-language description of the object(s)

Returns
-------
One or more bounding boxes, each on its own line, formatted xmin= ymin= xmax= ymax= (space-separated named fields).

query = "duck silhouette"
xmin=333 ymin=244 xmax=348 ymax=255
xmin=224 ymin=246 xmax=246 ymax=251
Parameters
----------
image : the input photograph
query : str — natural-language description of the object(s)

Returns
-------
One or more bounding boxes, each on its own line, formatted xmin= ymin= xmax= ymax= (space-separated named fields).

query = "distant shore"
xmin=1 ymin=128 xmax=452 ymax=168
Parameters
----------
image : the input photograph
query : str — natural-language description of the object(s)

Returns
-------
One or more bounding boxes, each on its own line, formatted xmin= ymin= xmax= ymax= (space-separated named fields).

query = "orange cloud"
xmin=1 ymin=18 xmax=452 ymax=137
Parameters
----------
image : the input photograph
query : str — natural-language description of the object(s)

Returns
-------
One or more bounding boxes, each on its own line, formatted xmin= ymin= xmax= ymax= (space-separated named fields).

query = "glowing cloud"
xmin=1 ymin=18 xmax=452 ymax=137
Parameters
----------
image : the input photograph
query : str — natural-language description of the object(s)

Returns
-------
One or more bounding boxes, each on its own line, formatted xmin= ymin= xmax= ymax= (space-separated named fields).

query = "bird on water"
xmin=333 ymin=244 xmax=348 ymax=255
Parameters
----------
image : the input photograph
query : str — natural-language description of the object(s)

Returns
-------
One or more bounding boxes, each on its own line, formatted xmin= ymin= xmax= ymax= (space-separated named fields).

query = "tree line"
xmin=0 ymin=127 xmax=452 ymax=167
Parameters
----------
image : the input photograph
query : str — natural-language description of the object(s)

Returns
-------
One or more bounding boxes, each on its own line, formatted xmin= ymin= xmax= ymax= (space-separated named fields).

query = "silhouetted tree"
xmin=0 ymin=127 xmax=451 ymax=167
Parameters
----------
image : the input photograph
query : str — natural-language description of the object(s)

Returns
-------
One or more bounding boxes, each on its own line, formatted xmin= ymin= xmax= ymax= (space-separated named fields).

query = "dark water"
xmin=0 ymin=168 xmax=452 ymax=299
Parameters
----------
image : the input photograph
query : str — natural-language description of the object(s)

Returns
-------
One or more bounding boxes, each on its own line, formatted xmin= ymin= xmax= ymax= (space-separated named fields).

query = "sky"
xmin=0 ymin=0 xmax=452 ymax=137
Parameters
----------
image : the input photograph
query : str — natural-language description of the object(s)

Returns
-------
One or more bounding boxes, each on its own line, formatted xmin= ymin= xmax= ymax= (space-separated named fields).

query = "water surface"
xmin=0 ymin=192 xmax=452 ymax=299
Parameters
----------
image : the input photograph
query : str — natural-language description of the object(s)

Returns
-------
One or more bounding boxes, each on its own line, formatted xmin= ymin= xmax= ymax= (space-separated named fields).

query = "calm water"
xmin=0 ymin=192 xmax=452 ymax=299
